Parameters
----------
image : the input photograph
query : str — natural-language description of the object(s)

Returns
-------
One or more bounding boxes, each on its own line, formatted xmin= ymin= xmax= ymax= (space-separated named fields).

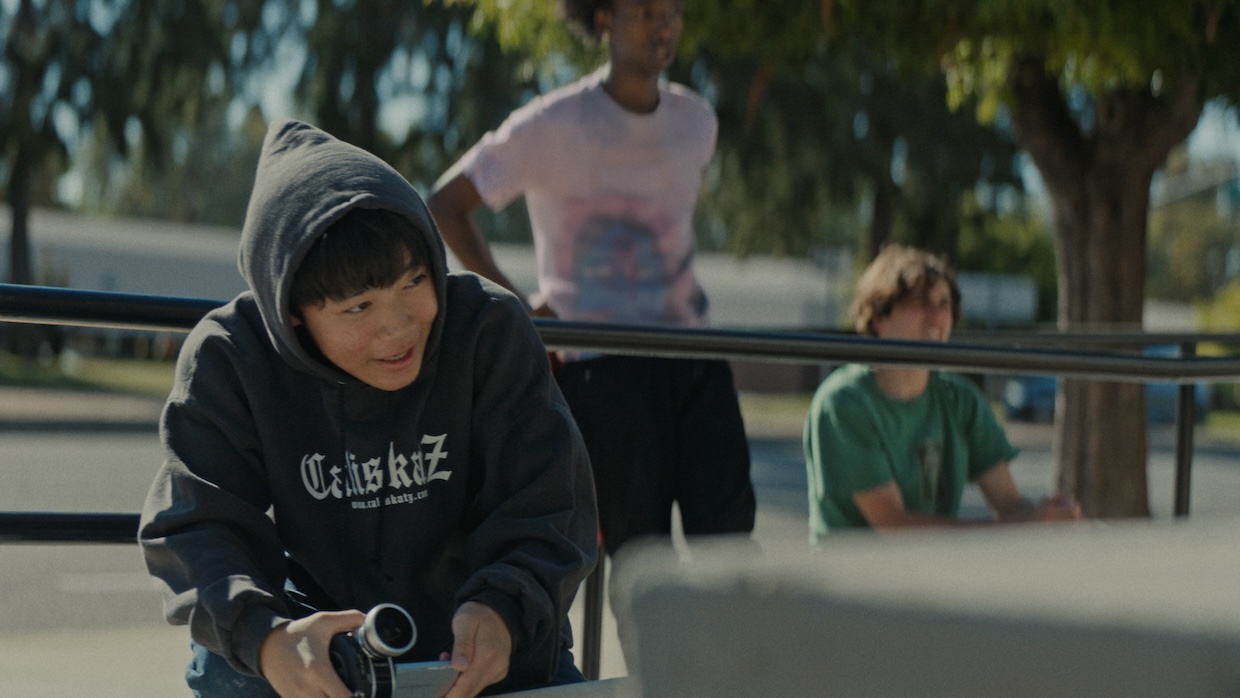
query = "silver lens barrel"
xmin=356 ymin=603 xmax=417 ymax=658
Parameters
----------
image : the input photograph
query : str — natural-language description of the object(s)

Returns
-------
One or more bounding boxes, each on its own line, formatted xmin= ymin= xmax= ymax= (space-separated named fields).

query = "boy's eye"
xmin=345 ymin=301 xmax=370 ymax=314
xmin=405 ymin=269 xmax=430 ymax=287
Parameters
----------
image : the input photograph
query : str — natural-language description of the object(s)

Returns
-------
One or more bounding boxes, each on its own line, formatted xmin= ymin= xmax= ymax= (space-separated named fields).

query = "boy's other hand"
xmin=1036 ymin=493 xmax=1085 ymax=521
xmin=259 ymin=609 xmax=366 ymax=698
xmin=441 ymin=601 xmax=512 ymax=698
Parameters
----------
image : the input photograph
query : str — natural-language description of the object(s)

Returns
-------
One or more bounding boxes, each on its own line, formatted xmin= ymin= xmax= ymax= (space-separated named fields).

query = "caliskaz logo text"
xmin=298 ymin=434 xmax=452 ymax=502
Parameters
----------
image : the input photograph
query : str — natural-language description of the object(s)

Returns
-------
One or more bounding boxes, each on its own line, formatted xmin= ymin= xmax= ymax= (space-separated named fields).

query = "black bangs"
xmin=290 ymin=207 xmax=433 ymax=311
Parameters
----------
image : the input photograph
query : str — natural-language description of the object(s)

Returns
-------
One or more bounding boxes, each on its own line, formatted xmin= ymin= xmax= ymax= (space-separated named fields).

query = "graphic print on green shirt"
xmin=914 ymin=437 xmax=946 ymax=508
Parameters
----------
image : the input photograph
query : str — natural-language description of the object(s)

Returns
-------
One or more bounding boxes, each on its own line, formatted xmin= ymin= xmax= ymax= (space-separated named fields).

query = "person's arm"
xmin=976 ymin=463 xmax=1084 ymax=523
xmin=139 ymin=321 xmax=297 ymax=676
xmin=427 ymin=168 xmax=526 ymax=304
xmin=450 ymin=285 xmax=597 ymax=689
xmin=853 ymin=462 xmax=1083 ymax=529
xmin=852 ymin=482 xmax=969 ymax=529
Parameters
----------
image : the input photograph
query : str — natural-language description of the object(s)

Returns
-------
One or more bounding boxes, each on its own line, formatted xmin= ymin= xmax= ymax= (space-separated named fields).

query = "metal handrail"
xmin=0 ymin=283 xmax=220 ymax=332
xmin=6 ymin=283 xmax=1240 ymax=380
xmin=537 ymin=321 xmax=1240 ymax=382
xmin=0 ymin=512 xmax=139 ymax=544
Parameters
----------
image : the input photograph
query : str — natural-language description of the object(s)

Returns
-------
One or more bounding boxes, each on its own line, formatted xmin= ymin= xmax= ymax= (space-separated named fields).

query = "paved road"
xmin=2 ymin=411 xmax=1239 ymax=695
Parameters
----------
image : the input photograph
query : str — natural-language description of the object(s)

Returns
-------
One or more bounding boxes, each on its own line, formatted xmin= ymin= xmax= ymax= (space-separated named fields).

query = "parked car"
xmin=1002 ymin=374 xmax=1209 ymax=424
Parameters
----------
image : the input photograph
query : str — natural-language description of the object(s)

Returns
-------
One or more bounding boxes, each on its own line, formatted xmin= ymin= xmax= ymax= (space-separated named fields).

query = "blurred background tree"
xmin=0 ymin=0 xmax=271 ymax=358
xmin=54 ymin=0 xmax=543 ymax=240
xmin=1148 ymin=150 xmax=1239 ymax=302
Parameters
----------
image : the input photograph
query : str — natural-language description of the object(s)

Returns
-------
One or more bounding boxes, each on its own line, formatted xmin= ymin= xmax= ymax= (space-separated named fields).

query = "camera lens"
xmin=358 ymin=603 xmax=416 ymax=657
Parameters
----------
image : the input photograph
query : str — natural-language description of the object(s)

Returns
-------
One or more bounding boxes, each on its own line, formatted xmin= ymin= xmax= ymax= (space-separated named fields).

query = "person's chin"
xmin=361 ymin=366 xmax=421 ymax=392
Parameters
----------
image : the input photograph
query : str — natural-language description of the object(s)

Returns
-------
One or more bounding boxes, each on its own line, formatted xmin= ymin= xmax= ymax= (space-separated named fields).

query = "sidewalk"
xmin=0 ymin=386 xmax=163 ymax=430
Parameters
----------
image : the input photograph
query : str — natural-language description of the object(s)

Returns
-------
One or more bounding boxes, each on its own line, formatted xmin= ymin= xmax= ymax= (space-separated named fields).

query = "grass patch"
xmin=0 ymin=351 xmax=175 ymax=398
xmin=64 ymin=354 xmax=176 ymax=397
xmin=0 ymin=352 xmax=98 ymax=391
xmin=1204 ymin=410 xmax=1240 ymax=444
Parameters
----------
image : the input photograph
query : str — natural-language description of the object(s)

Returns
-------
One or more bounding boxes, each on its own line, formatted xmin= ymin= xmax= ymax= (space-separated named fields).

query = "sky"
xmin=1188 ymin=101 xmax=1240 ymax=162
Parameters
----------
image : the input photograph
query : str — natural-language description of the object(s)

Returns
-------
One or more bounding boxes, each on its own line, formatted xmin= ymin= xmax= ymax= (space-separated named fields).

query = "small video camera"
xmin=329 ymin=603 xmax=458 ymax=698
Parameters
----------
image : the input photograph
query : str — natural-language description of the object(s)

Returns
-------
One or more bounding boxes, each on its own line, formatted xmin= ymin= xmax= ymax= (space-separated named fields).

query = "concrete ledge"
xmin=612 ymin=521 xmax=1240 ymax=697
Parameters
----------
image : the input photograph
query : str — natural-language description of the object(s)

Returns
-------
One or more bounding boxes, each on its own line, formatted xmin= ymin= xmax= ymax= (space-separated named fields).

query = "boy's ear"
xmin=290 ymin=311 xmax=303 ymax=327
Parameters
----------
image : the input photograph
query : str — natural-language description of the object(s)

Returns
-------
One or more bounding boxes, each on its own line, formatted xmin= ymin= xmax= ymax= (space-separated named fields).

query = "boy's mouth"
xmin=653 ymin=41 xmax=676 ymax=64
xmin=377 ymin=347 xmax=415 ymax=365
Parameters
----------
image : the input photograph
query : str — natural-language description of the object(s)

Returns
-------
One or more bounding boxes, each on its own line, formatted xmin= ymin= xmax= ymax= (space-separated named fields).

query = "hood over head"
xmin=239 ymin=119 xmax=448 ymax=382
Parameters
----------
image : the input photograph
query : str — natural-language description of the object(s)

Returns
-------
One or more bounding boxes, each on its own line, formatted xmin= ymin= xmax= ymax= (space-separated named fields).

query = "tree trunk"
xmin=7 ymin=0 xmax=37 ymax=288
xmin=867 ymin=170 xmax=896 ymax=260
xmin=3 ymin=142 xmax=40 ymax=357
xmin=1008 ymin=54 xmax=1201 ymax=518
xmin=7 ymin=144 xmax=34 ymax=287
xmin=1050 ymin=171 xmax=1151 ymax=517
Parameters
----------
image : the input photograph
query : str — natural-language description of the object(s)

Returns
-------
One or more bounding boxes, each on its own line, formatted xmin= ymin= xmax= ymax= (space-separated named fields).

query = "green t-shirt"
xmin=803 ymin=364 xmax=1018 ymax=539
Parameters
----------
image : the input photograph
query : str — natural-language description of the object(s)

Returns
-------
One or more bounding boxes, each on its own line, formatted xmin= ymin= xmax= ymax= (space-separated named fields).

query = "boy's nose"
xmin=378 ymin=303 xmax=414 ymax=336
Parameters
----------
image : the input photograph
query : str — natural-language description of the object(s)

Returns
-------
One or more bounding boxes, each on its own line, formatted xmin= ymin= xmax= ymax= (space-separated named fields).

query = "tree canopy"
xmin=1 ymin=0 xmax=269 ymax=286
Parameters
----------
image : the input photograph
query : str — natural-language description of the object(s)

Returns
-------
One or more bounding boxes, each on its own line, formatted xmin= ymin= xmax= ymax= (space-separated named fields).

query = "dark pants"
xmin=185 ymin=642 xmax=585 ymax=696
xmin=556 ymin=355 xmax=756 ymax=555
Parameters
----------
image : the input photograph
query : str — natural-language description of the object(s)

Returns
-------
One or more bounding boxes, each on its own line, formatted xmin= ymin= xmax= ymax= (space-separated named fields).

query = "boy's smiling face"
xmin=294 ymin=262 xmax=438 ymax=391
xmin=872 ymin=277 xmax=955 ymax=343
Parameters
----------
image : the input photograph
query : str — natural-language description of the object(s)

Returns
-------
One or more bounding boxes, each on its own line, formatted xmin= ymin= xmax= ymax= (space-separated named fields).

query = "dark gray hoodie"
xmin=138 ymin=119 xmax=597 ymax=690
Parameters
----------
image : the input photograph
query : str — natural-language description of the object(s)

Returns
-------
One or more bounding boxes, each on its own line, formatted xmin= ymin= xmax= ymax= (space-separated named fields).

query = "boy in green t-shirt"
xmin=804 ymin=244 xmax=1082 ymax=540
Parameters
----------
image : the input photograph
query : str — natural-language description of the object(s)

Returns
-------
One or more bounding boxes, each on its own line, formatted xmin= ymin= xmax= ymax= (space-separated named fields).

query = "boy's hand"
xmin=258 ymin=609 xmax=366 ymax=698
xmin=1035 ymin=493 xmax=1085 ymax=521
xmin=441 ymin=601 xmax=512 ymax=698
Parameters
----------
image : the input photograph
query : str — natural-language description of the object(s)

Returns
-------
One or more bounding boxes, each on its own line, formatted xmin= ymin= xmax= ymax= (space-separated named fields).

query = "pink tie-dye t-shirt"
xmin=461 ymin=68 xmax=717 ymax=330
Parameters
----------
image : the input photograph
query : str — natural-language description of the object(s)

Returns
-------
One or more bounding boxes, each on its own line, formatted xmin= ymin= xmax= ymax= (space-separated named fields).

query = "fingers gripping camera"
xmin=329 ymin=604 xmax=458 ymax=698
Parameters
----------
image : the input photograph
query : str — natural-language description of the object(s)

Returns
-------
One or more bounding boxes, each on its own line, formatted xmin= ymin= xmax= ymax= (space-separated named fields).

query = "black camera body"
xmin=329 ymin=604 xmax=458 ymax=698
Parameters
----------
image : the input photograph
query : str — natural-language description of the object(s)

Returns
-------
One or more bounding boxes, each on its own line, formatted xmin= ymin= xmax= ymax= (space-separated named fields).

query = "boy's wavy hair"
xmin=851 ymin=243 xmax=961 ymax=336
xmin=560 ymin=0 xmax=611 ymax=41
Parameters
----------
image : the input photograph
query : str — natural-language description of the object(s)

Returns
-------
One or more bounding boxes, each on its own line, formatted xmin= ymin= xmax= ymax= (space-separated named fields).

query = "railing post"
xmin=580 ymin=552 xmax=605 ymax=680
xmin=1173 ymin=341 xmax=1197 ymax=518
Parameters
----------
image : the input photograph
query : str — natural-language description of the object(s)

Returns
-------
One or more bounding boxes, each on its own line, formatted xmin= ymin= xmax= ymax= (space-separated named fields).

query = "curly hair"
xmin=851 ymin=244 xmax=961 ymax=336
xmin=559 ymin=0 xmax=612 ymax=40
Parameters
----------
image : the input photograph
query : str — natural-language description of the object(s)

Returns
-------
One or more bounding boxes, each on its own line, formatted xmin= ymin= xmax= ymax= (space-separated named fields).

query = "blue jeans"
xmin=186 ymin=642 xmax=585 ymax=697
xmin=186 ymin=642 xmax=277 ymax=697
xmin=547 ymin=648 xmax=588 ymax=686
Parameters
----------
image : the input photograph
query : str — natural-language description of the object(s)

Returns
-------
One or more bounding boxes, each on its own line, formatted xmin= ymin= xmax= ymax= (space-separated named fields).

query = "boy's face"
xmin=873 ymin=277 xmax=955 ymax=343
xmin=294 ymin=263 xmax=438 ymax=391
xmin=598 ymin=0 xmax=685 ymax=76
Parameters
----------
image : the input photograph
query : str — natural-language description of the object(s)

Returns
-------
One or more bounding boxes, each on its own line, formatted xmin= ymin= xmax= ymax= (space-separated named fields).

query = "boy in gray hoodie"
xmin=139 ymin=119 xmax=598 ymax=697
